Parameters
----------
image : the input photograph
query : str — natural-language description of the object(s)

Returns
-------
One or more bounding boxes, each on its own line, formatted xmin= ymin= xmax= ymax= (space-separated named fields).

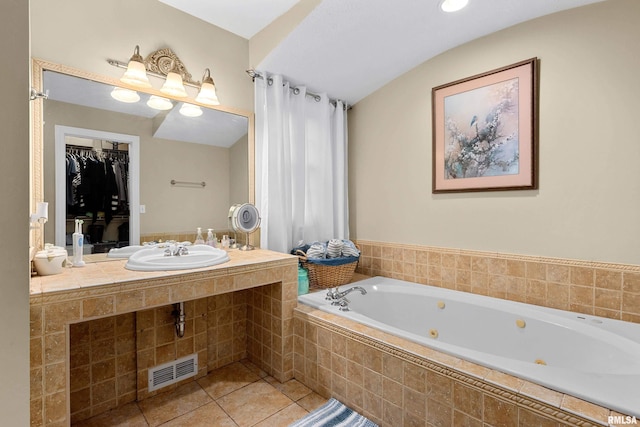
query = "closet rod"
xmin=65 ymin=144 xmax=129 ymax=154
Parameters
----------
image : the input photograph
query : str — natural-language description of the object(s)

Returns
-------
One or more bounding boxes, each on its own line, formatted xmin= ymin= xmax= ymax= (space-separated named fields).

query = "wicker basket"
xmin=295 ymin=248 xmax=359 ymax=289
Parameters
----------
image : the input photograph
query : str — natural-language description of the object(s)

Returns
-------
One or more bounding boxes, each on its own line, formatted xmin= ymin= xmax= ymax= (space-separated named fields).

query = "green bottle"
xmin=297 ymin=266 xmax=309 ymax=295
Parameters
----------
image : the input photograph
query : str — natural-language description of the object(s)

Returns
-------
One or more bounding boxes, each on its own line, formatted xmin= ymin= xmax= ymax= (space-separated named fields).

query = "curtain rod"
xmin=246 ymin=69 xmax=348 ymax=110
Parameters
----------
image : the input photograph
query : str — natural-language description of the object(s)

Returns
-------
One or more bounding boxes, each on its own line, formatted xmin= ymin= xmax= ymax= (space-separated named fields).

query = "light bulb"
xmin=160 ymin=72 xmax=188 ymax=97
xmin=147 ymin=95 xmax=173 ymax=110
xmin=120 ymin=46 xmax=151 ymax=88
xmin=179 ymin=103 xmax=203 ymax=117
xmin=111 ymin=87 xmax=140 ymax=103
xmin=195 ymin=69 xmax=220 ymax=105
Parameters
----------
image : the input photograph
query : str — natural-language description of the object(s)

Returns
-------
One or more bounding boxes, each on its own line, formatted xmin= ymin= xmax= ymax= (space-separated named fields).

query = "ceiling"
xmin=160 ymin=0 xmax=605 ymax=105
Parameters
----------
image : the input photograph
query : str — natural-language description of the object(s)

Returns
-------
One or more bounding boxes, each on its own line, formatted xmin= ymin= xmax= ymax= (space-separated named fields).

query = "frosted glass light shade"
xmin=120 ymin=59 xmax=152 ymax=88
xmin=160 ymin=72 xmax=188 ymax=97
xmin=147 ymin=95 xmax=173 ymax=110
xmin=179 ymin=103 xmax=203 ymax=117
xmin=111 ymin=87 xmax=140 ymax=103
xmin=195 ymin=81 xmax=220 ymax=105
xmin=440 ymin=0 xmax=468 ymax=12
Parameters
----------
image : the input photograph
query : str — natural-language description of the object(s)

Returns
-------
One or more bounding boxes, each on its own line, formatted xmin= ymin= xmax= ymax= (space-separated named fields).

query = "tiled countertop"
xmin=30 ymin=248 xmax=297 ymax=297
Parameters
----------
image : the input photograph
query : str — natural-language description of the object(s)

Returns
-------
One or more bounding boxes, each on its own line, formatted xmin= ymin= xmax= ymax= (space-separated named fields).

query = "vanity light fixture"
xmin=440 ymin=0 xmax=469 ymax=12
xmin=120 ymin=45 xmax=152 ymax=88
xmin=108 ymin=46 xmax=219 ymax=102
xmin=179 ymin=103 xmax=203 ymax=117
xmin=195 ymin=68 xmax=220 ymax=105
xmin=111 ymin=87 xmax=141 ymax=103
xmin=147 ymin=95 xmax=173 ymax=110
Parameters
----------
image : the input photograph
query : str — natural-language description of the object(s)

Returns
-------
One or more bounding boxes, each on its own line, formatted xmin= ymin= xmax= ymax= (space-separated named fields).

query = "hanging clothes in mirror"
xmin=65 ymin=144 xmax=130 ymax=225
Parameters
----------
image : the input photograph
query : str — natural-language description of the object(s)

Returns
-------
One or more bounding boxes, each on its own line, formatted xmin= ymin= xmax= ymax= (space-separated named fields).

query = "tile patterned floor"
xmin=72 ymin=360 xmax=327 ymax=427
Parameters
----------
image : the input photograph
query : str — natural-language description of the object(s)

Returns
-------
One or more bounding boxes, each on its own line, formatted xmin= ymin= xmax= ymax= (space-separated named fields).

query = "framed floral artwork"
xmin=432 ymin=58 xmax=539 ymax=193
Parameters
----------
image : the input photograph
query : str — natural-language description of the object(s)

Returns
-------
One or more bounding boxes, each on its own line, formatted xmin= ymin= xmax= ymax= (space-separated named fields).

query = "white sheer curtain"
xmin=255 ymin=73 xmax=349 ymax=253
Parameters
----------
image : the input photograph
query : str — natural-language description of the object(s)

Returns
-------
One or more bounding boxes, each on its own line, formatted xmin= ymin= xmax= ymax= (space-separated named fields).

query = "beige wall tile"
xmin=622 ymin=292 xmax=640 ymax=314
xmin=382 ymin=353 xmax=403 ymax=382
xmin=571 ymin=266 xmax=594 ymax=286
xmin=570 ymin=285 xmax=594 ymax=307
xmin=44 ymin=362 xmax=66 ymax=395
xmin=471 ymin=256 xmax=489 ymax=273
xmin=594 ymin=289 xmax=622 ymax=311
xmin=483 ymin=395 xmax=518 ymax=427
xmin=526 ymin=262 xmax=546 ymax=280
xmin=115 ymin=290 xmax=143 ymax=313
xmin=383 ymin=399 xmax=404 ymax=426
xmin=426 ymin=371 xmax=453 ymax=406
xmin=45 ymin=301 xmax=81 ymax=334
xmin=595 ymin=269 xmax=622 ymax=290
xmin=404 ymin=362 xmax=426 ymax=393
xmin=453 ymin=382 xmax=483 ymax=419
xmin=546 ymin=264 xmax=570 ymax=284
xmin=426 ymin=397 xmax=453 ymax=426
xmin=506 ymin=260 xmax=526 ymax=278
xmin=83 ymin=297 xmax=114 ymax=319
xmin=546 ymin=283 xmax=569 ymax=310
xmin=623 ymin=272 xmax=640 ymax=293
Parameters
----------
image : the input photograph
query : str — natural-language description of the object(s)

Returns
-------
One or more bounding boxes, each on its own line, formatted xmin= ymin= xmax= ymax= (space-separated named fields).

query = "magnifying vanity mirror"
xmin=31 ymin=59 xmax=254 ymax=257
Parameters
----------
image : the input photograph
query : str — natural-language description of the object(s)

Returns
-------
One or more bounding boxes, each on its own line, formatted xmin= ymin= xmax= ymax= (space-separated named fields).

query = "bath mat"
xmin=288 ymin=398 xmax=378 ymax=427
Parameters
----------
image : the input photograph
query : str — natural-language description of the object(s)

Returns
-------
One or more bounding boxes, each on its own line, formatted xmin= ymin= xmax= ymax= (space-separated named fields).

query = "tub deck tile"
xmin=561 ymin=395 xmax=610 ymax=424
xmin=483 ymin=369 xmax=526 ymax=393
xmin=520 ymin=382 xmax=563 ymax=407
xmin=453 ymin=359 xmax=491 ymax=380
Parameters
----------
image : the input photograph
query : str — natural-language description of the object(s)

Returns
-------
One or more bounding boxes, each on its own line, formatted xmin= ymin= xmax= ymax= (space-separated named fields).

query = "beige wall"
xmin=140 ymin=139 xmax=230 ymax=234
xmin=1 ymin=0 xmax=30 ymax=424
xmin=348 ymin=0 xmax=640 ymax=265
xmin=229 ymin=134 xmax=250 ymax=207
xmin=30 ymin=0 xmax=253 ymax=112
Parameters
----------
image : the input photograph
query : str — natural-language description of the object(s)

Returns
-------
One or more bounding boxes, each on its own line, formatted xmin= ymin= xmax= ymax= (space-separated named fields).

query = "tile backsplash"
xmin=354 ymin=240 xmax=640 ymax=324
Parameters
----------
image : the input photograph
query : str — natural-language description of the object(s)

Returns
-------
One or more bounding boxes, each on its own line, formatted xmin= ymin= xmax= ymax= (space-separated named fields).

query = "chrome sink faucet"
xmin=164 ymin=244 xmax=189 ymax=257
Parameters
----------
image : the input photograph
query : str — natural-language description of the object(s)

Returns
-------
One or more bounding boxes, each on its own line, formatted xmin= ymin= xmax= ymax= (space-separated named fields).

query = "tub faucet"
xmin=326 ymin=285 xmax=366 ymax=305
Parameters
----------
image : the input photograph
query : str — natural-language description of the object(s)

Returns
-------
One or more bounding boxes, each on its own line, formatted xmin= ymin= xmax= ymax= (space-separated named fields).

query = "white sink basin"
xmin=125 ymin=244 xmax=229 ymax=271
xmin=108 ymin=242 xmax=192 ymax=259
xmin=108 ymin=245 xmax=147 ymax=259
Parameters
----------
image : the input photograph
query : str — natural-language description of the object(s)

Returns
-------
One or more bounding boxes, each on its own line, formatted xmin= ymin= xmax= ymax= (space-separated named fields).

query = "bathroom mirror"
xmin=31 ymin=59 xmax=254 ymax=255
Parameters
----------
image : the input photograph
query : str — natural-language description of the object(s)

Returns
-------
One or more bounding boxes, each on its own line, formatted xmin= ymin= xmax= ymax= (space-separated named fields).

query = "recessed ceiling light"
xmin=440 ymin=0 xmax=469 ymax=13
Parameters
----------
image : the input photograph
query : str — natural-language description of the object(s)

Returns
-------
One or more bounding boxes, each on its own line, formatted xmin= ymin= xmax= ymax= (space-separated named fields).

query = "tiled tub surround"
xmin=30 ymin=249 xmax=298 ymax=427
xmin=294 ymin=305 xmax=629 ymax=427
xmin=354 ymin=240 xmax=640 ymax=324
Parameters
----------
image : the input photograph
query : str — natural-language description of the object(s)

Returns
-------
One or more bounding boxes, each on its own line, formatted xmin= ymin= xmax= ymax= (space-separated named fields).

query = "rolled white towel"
xmin=341 ymin=240 xmax=360 ymax=257
xmin=306 ymin=242 xmax=327 ymax=259
xmin=327 ymin=239 xmax=344 ymax=258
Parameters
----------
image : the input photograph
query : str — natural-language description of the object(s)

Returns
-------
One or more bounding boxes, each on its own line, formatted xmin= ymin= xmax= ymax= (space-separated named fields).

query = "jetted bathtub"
xmin=297 ymin=276 xmax=640 ymax=417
